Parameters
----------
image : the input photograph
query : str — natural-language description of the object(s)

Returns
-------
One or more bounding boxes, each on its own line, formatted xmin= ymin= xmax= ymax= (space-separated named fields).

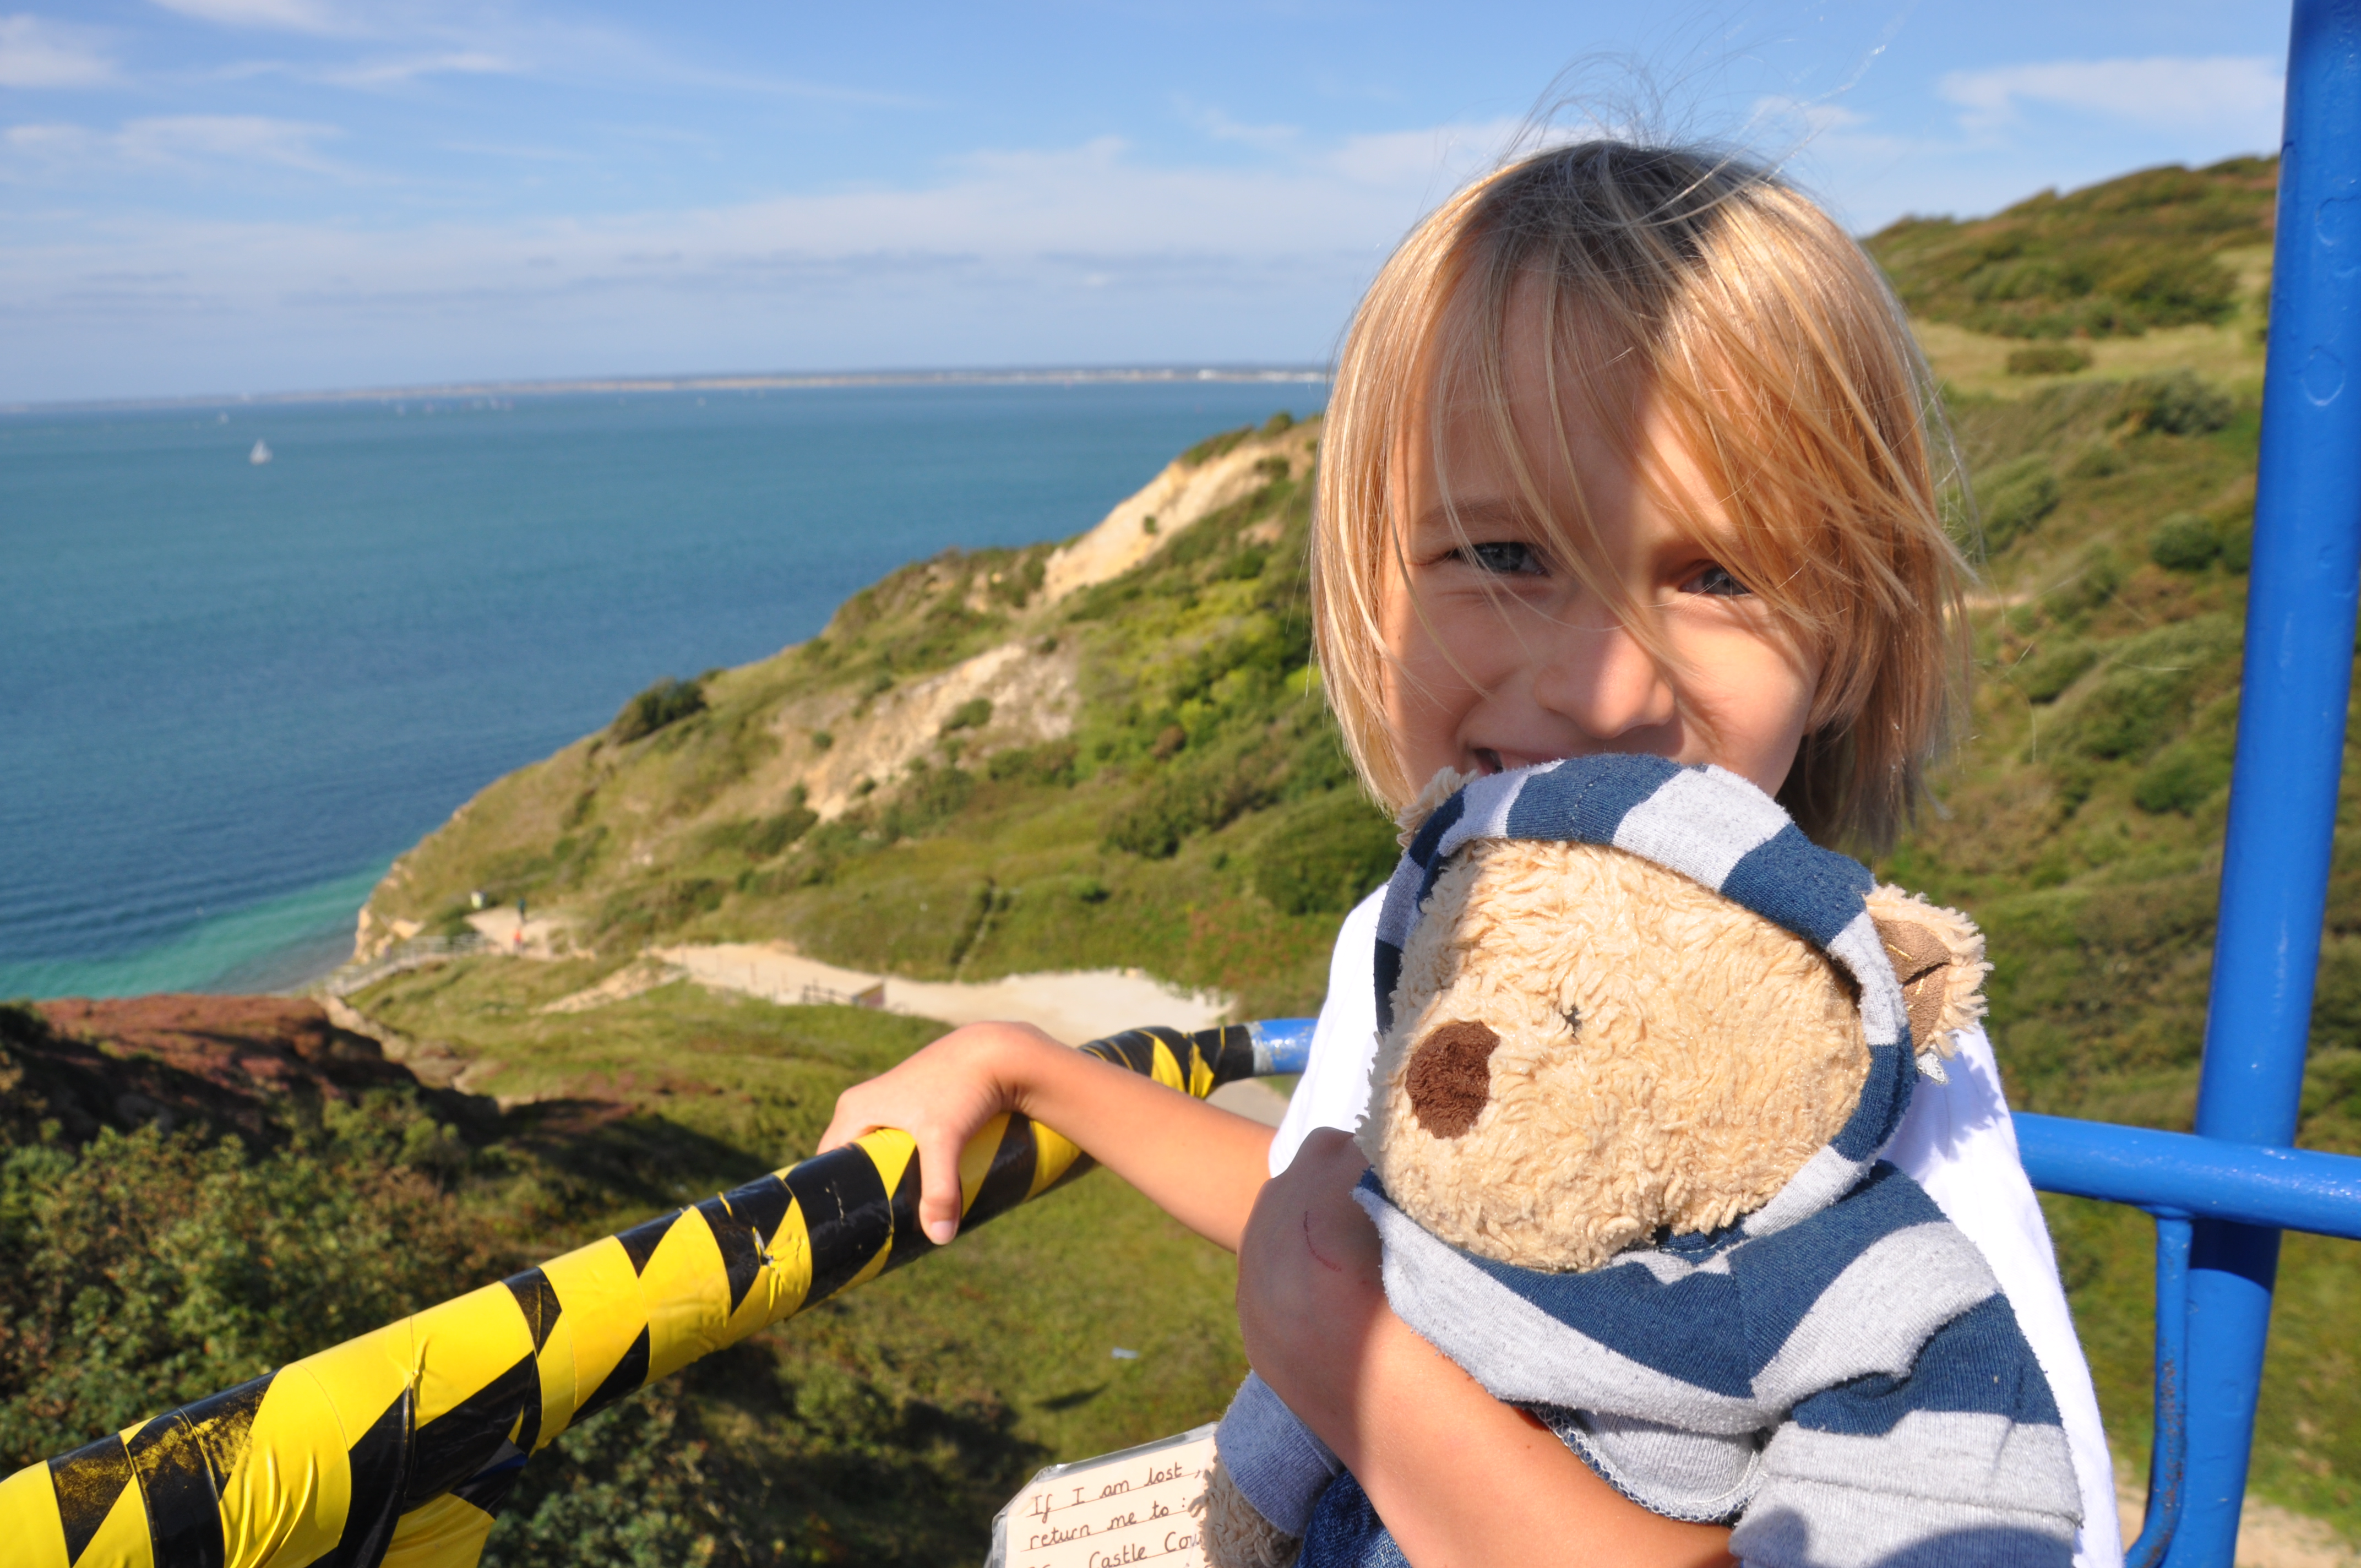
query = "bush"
xmin=2149 ymin=512 xmax=2223 ymax=572
xmin=2124 ymin=372 xmax=2233 ymax=435
xmin=1976 ymin=456 xmax=2063 ymax=551
xmin=1105 ymin=750 xmax=1282 ymax=858
xmin=1252 ymin=796 xmax=1401 ymax=916
xmin=613 ymin=678 xmax=706 ymax=743
xmin=2059 ymin=616 xmax=2240 ymax=761
xmin=939 ymin=697 xmax=992 ymax=734
xmin=2015 ymin=642 xmax=2099 ymax=704
xmin=1180 ymin=424 xmax=1255 ymax=466
xmin=0 ymin=1123 xmax=506 ymax=1468
xmin=880 ymin=762 xmax=974 ymax=841
xmin=2007 ymin=344 xmax=2092 ymax=376
xmin=984 ymin=740 xmax=1078 ymax=788
xmin=2134 ymin=738 xmax=2235 ymax=814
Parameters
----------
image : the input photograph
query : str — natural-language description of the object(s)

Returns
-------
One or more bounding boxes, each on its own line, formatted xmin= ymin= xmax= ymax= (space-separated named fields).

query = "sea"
xmin=1 ymin=377 xmax=1327 ymax=1000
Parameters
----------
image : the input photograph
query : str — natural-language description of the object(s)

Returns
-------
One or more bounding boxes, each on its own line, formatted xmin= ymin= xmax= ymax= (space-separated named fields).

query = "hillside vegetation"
xmin=357 ymin=410 xmax=1389 ymax=1026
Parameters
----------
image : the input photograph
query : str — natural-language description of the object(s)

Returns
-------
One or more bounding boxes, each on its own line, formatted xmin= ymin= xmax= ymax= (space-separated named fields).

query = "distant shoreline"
xmin=1 ymin=364 xmax=1329 ymax=419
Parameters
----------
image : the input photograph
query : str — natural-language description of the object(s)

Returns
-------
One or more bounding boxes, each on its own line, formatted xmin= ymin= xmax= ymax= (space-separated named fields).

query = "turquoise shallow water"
xmin=1 ymin=379 xmax=1325 ymax=999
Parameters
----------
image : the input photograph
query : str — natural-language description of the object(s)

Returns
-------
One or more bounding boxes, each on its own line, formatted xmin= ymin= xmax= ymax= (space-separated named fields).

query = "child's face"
xmin=1379 ymin=331 xmax=1820 ymax=799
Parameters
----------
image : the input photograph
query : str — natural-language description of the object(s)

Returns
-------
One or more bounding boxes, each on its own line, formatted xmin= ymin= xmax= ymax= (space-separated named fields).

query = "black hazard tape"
xmin=0 ymin=1021 xmax=1263 ymax=1568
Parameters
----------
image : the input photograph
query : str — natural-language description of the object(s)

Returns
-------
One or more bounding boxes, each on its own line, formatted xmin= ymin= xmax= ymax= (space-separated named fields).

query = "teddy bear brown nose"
xmin=1406 ymin=1020 xmax=1500 ymax=1139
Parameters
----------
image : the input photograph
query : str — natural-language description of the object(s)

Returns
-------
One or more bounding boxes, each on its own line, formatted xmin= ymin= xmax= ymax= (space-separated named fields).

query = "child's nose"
xmin=1529 ymin=618 xmax=1679 ymax=739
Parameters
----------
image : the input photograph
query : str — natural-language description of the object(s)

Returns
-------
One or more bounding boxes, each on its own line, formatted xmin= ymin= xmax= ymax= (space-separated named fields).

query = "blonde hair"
xmin=1312 ymin=140 xmax=1968 ymax=852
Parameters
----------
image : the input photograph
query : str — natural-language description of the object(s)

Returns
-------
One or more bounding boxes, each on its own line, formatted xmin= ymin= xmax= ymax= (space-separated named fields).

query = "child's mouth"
xmin=1472 ymin=748 xmax=1505 ymax=774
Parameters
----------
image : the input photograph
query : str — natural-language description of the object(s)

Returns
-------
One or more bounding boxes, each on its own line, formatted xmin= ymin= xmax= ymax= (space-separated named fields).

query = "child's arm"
xmin=1239 ymin=1130 xmax=1739 ymax=1568
xmin=817 ymin=1020 xmax=1276 ymax=1249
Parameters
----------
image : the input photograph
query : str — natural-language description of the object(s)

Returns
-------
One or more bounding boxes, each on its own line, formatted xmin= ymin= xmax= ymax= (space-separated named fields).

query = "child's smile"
xmin=1379 ymin=313 xmax=1822 ymax=801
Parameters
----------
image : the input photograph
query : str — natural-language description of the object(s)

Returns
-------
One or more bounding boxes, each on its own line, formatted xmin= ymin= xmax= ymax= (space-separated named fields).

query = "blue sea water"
xmin=2 ymin=379 xmax=1325 ymax=999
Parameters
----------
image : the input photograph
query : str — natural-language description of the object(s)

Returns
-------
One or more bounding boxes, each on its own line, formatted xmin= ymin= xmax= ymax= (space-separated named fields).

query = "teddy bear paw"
xmin=1201 ymin=1456 xmax=1304 ymax=1568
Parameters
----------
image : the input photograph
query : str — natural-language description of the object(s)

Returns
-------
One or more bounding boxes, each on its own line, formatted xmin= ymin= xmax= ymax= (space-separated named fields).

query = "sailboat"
xmin=249 ymin=439 xmax=272 ymax=465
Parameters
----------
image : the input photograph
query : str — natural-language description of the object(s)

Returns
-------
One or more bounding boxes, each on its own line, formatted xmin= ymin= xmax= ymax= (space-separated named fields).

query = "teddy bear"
xmin=1202 ymin=754 xmax=2083 ymax=1568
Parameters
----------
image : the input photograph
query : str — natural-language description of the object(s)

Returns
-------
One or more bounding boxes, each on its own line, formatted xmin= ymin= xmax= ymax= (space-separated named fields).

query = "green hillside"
xmin=356 ymin=410 xmax=1390 ymax=1025
xmin=7 ymin=156 xmax=2355 ymax=1562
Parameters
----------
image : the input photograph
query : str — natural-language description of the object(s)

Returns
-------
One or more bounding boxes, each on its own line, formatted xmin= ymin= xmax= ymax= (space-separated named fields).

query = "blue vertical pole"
xmin=2169 ymin=3 xmax=2361 ymax=1563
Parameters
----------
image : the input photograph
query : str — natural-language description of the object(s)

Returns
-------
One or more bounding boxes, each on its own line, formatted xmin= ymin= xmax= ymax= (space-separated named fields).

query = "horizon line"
xmin=0 ymin=363 xmax=1333 ymax=418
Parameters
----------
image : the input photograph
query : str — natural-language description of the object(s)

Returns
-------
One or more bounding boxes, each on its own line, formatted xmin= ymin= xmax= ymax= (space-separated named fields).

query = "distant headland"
xmin=0 ymin=364 xmax=1328 ymax=418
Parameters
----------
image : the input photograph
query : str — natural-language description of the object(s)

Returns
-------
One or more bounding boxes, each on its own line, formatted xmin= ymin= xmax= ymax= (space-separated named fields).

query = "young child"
xmin=820 ymin=139 xmax=2121 ymax=1568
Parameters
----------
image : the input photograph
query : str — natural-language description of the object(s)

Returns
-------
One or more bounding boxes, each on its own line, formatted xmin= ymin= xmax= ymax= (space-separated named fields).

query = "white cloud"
xmin=1176 ymin=96 xmax=1300 ymax=152
xmin=0 ymin=14 xmax=119 ymax=87
xmin=118 ymin=114 xmax=344 ymax=171
xmin=148 ymin=0 xmax=352 ymax=35
xmin=311 ymin=50 xmax=513 ymax=87
xmin=1 ymin=114 xmax=348 ymax=178
xmin=1940 ymin=56 xmax=2283 ymax=141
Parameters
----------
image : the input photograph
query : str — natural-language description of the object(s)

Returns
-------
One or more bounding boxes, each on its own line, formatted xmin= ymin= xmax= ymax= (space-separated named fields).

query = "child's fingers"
xmin=915 ymin=1127 xmax=967 ymax=1245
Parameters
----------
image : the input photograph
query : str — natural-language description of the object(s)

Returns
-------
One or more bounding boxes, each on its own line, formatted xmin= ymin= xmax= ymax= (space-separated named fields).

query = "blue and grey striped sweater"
xmin=1218 ymin=756 xmax=2082 ymax=1568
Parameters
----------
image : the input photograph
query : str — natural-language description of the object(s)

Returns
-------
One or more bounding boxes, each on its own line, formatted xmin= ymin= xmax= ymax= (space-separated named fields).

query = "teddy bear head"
xmin=1355 ymin=761 xmax=1987 ymax=1274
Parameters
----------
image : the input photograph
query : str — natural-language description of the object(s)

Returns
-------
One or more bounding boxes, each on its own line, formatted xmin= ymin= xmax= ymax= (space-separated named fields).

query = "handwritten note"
xmin=987 ymin=1423 xmax=1216 ymax=1568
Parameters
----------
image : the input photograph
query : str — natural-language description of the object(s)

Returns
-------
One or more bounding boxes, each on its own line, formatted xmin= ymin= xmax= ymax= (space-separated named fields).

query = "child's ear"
xmin=1864 ymin=885 xmax=1992 ymax=1059
xmin=1396 ymin=766 xmax=1481 ymax=847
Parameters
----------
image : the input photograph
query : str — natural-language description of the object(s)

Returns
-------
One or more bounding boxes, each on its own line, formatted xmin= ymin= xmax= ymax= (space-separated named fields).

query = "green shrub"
xmin=2059 ymin=616 xmax=2240 ymax=761
xmin=2124 ymin=372 xmax=2233 ymax=435
xmin=2068 ymin=444 xmax=2125 ymax=480
xmin=2134 ymin=738 xmax=2235 ymax=814
xmin=940 ymin=698 xmax=993 ymax=734
xmin=1259 ymin=411 xmax=1294 ymax=436
xmin=2015 ymin=642 xmax=2099 ymax=704
xmin=1977 ymin=456 xmax=2063 ymax=551
xmin=1105 ymin=750 xmax=1282 ymax=858
xmin=612 ymin=678 xmax=706 ymax=743
xmin=880 ymin=763 xmax=975 ymax=841
xmin=0 ymin=1123 xmax=506 ymax=1468
xmin=2007 ymin=344 xmax=2092 ymax=376
xmin=1252 ymin=795 xmax=1401 ymax=916
xmin=2149 ymin=512 xmax=2223 ymax=572
xmin=701 ymin=793 xmax=819 ymax=861
xmin=2052 ymin=543 xmax=2126 ymax=620
xmin=984 ymin=741 xmax=1078 ymax=788
xmin=1180 ymin=425 xmax=1254 ymax=466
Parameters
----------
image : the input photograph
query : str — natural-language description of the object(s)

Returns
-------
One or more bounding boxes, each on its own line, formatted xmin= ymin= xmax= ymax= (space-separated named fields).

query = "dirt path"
xmin=2117 ymin=1467 xmax=2358 ymax=1567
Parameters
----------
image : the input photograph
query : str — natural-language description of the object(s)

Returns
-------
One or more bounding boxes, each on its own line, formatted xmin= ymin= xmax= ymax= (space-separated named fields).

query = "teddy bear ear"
xmin=1863 ymin=885 xmax=1993 ymax=1061
xmin=1394 ymin=766 xmax=1482 ymax=848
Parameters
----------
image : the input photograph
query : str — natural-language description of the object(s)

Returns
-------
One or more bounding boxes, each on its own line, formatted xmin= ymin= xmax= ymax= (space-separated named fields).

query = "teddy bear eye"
xmin=1563 ymin=1005 xmax=1582 ymax=1035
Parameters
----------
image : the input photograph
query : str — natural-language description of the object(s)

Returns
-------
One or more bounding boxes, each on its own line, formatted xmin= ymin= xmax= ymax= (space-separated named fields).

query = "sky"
xmin=1 ymin=1 xmax=2296 ymax=404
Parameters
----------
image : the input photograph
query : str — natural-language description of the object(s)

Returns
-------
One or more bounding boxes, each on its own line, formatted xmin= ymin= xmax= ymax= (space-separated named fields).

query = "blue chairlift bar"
xmin=2016 ymin=1115 xmax=2361 ymax=1242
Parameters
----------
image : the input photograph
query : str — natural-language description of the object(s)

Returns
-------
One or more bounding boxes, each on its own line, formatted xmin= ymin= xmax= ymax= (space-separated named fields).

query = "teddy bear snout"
xmin=1405 ymin=1020 xmax=1500 ymax=1139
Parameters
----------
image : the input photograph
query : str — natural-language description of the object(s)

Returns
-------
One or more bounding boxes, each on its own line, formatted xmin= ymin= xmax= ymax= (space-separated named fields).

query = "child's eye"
xmin=1456 ymin=541 xmax=1546 ymax=576
xmin=1679 ymin=563 xmax=1750 ymax=597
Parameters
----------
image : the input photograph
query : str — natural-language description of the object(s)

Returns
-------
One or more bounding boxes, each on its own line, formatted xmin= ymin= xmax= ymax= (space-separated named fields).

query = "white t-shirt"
xmin=1269 ymin=889 xmax=2124 ymax=1568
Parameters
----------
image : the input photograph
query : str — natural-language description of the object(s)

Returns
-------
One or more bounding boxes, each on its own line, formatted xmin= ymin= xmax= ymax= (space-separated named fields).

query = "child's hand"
xmin=1235 ymin=1128 xmax=1386 ymax=1435
xmin=818 ymin=1020 xmax=1063 ymax=1246
xmin=1239 ymin=1130 xmax=1738 ymax=1566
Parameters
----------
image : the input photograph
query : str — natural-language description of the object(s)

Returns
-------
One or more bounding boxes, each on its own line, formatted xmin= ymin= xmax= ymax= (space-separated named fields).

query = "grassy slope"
xmin=329 ymin=157 xmax=2361 ymax=1548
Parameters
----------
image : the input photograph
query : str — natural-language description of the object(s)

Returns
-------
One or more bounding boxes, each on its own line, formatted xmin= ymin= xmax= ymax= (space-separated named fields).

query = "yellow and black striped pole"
xmin=0 ymin=1021 xmax=1311 ymax=1568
